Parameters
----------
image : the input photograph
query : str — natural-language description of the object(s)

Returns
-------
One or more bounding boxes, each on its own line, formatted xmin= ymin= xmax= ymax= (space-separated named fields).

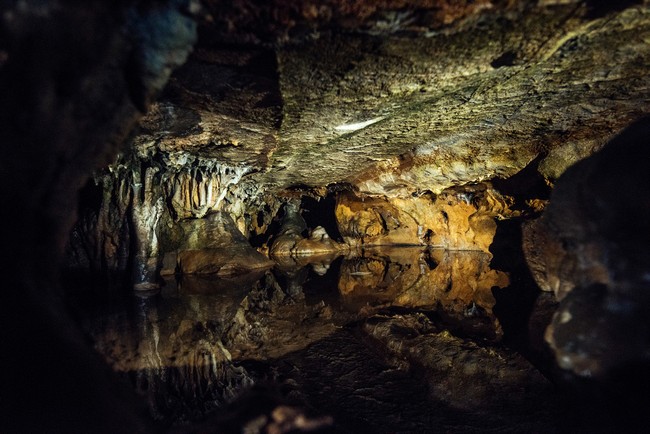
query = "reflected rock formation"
xmin=83 ymin=247 xmax=560 ymax=430
xmin=339 ymin=248 xmax=509 ymax=338
xmin=86 ymin=270 xmax=346 ymax=422
xmin=363 ymin=313 xmax=558 ymax=428
xmin=85 ymin=284 xmax=253 ymax=423
xmin=224 ymin=272 xmax=344 ymax=361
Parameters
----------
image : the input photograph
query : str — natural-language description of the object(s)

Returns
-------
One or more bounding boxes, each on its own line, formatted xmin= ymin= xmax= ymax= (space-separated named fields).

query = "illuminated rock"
xmin=339 ymin=247 xmax=509 ymax=338
xmin=335 ymin=184 xmax=515 ymax=252
xmin=270 ymin=200 xmax=348 ymax=257
xmin=7 ymin=0 xmax=650 ymax=431
xmin=175 ymin=212 xmax=273 ymax=276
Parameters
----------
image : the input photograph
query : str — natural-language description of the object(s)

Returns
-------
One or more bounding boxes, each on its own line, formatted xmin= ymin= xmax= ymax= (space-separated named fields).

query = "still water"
xmin=74 ymin=247 xmax=562 ymax=432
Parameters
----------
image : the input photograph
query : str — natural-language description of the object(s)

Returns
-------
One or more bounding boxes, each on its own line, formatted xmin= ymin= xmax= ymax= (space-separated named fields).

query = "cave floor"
xmin=70 ymin=247 xmax=612 ymax=433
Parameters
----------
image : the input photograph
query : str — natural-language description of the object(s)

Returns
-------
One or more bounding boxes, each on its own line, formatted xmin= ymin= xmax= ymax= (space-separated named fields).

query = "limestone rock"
xmin=117 ymin=2 xmax=650 ymax=211
xmin=336 ymin=184 xmax=515 ymax=252
xmin=363 ymin=314 xmax=557 ymax=420
xmin=522 ymin=117 xmax=650 ymax=378
xmin=7 ymin=0 xmax=650 ymax=431
xmin=263 ymin=2 xmax=650 ymax=193
xmin=175 ymin=212 xmax=273 ymax=276
xmin=270 ymin=200 xmax=348 ymax=257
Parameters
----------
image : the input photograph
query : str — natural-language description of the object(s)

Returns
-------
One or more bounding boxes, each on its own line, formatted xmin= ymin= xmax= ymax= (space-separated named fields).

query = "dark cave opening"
xmin=300 ymin=193 xmax=344 ymax=242
xmin=250 ymin=204 xmax=285 ymax=248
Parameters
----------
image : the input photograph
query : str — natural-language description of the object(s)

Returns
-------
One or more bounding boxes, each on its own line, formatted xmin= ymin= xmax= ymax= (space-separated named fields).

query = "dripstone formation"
xmin=2 ymin=0 xmax=650 ymax=432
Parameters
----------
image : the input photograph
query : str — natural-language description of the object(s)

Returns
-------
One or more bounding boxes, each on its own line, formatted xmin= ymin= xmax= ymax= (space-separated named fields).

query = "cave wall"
xmin=66 ymin=0 xmax=650 ymax=286
xmin=3 ymin=0 xmax=650 ymax=431
xmin=0 ymin=1 xmax=199 ymax=432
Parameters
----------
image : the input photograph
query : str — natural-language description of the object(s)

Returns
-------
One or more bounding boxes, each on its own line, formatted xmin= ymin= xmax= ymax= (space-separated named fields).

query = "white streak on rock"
xmin=334 ymin=116 xmax=384 ymax=132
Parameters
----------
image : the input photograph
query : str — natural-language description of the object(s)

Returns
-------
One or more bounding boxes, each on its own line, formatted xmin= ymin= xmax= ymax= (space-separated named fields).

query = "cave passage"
xmin=72 ymin=246 xmax=567 ymax=432
xmin=4 ymin=0 xmax=650 ymax=432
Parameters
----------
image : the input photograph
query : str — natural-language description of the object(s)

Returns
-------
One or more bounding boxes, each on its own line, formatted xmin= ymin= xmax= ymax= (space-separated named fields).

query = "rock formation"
xmin=65 ymin=1 xmax=650 ymax=296
xmin=338 ymin=247 xmax=509 ymax=338
xmin=523 ymin=117 xmax=650 ymax=379
xmin=3 ymin=0 xmax=650 ymax=432
xmin=336 ymin=184 xmax=516 ymax=251
xmin=269 ymin=199 xmax=348 ymax=258
xmin=0 ymin=1 xmax=199 ymax=432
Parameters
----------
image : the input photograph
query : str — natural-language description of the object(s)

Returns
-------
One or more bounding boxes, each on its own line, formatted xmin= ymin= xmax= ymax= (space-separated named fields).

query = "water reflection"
xmin=81 ymin=247 xmax=510 ymax=423
xmin=339 ymin=248 xmax=509 ymax=338
xmin=85 ymin=280 xmax=253 ymax=423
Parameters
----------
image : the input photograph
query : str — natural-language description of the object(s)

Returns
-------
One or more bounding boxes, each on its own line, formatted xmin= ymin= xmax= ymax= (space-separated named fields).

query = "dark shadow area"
xmin=490 ymin=219 xmax=550 ymax=355
xmin=301 ymin=194 xmax=344 ymax=242
xmin=491 ymin=50 xmax=517 ymax=68
xmin=301 ymin=255 xmax=345 ymax=307
xmin=491 ymin=154 xmax=551 ymax=212
xmin=584 ymin=0 xmax=644 ymax=19
xmin=250 ymin=204 xmax=285 ymax=247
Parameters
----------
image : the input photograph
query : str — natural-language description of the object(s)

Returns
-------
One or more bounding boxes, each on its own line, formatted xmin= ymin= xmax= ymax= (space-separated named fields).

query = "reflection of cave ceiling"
xmin=131 ymin=0 xmax=650 ymax=196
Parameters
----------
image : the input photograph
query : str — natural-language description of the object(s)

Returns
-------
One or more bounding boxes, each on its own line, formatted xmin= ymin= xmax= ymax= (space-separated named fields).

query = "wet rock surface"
xmin=270 ymin=200 xmax=348 ymax=258
xmin=4 ymin=1 xmax=650 ymax=432
xmin=78 ymin=249 xmax=567 ymax=432
xmin=174 ymin=212 xmax=273 ymax=276
xmin=362 ymin=314 xmax=558 ymax=430
xmin=517 ymin=118 xmax=650 ymax=433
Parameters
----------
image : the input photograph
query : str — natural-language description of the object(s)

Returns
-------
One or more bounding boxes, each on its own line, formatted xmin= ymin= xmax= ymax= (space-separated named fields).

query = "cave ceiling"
xmin=130 ymin=0 xmax=650 ymax=197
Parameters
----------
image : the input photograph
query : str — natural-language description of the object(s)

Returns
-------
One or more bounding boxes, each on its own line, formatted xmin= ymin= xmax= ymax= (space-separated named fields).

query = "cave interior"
xmin=1 ymin=0 xmax=650 ymax=433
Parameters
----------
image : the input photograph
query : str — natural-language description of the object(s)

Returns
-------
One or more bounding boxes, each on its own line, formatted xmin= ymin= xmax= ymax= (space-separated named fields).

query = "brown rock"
xmin=336 ymin=184 xmax=515 ymax=252
xmin=522 ymin=117 xmax=650 ymax=378
xmin=175 ymin=212 xmax=273 ymax=276
xmin=339 ymin=247 xmax=509 ymax=338
xmin=363 ymin=313 xmax=557 ymax=419
xmin=270 ymin=201 xmax=348 ymax=257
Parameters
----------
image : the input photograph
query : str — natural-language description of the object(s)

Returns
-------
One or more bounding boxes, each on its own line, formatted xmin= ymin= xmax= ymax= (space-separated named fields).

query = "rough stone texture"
xmin=121 ymin=2 xmax=650 ymax=203
xmin=362 ymin=313 xmax=557 ymax=421
xmin=68 ymin=151 xmax=280 ymax=284
xmin=85 ymin=2 xmax=650 ymax=282
xmin=6 ymin=0 xmax=650 ymax=432
xmin=522 ymin=117 xmax=650 ymax=378
xmin=174 ymin=212 xmax=273 ymax=276
xmin=68 ymin=1 xmax=650 ymax=286
xmin=263 ymin=1 xmax=650 ymax=193
xmin=269 ymin=200 xmax=348 ymax=257
xmin=336 ymin=183 xmax=516 ymax=251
